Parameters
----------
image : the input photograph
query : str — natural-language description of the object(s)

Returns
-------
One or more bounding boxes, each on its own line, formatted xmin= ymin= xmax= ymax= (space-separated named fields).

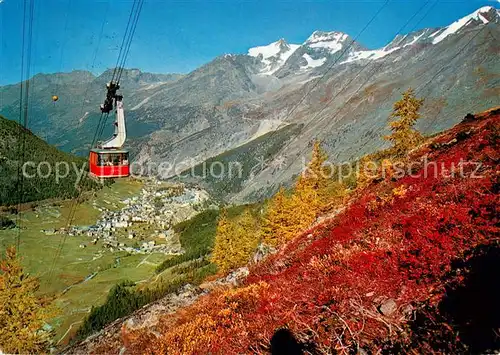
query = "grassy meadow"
xmin=0 ymin=179 xmax=169 ymax=343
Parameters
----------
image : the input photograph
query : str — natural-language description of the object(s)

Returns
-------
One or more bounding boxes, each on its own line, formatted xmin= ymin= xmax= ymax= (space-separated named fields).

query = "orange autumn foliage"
xmin=119 ymin=109 xmax=499 ymax=354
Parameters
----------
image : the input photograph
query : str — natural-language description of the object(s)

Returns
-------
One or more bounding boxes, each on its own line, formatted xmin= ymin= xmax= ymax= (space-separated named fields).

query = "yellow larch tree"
xmin=261 ymin=187 xmax=296 ymax=247
xmin=304 ymin=140 xmax=330 ymax=192
xmin=384 ymin=88 xmax=424 ymax=156
xmin=211 ymin=209 xmax=233 ymax=271
xmin=0 ymin=247 xmax=54 ymax=353
xmin=294 ymin=140 xmax=349 ymax=215
xmin=211 ymin=209 xmax=260 ymax=273
xmin=229 ymin=210 xmax=260 ymax=270
xmin=261 ymin=141 xmax=348 ymax=247
xmin=290 ymin=173 xmax=320 ymax=228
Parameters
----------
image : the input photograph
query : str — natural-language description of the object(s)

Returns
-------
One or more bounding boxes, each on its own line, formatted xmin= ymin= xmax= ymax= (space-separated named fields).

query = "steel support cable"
xmin=49 ymin=4 xmax=114 ymax=277
xmin=76 ymin=0 xmax=140 ymax=154
xmin=345 ymin=29 xmax=491 ymax=171
xmin=111 ymin=0 xmax=139 ymax=82
xmin=240 ymin=2 xmax=486 ymax=202
xmin=272 ymin=0 xmax=437 ymax=162
xmin=257 ymin=0 xmax=392 ymax=139
xmin=99 ymin=0 xmax=143 ymax=143
xmin=96 ymin=111 xmax=109 ymax=146
xmin=65 ymin=7 xmax=110 ymax=274
xmin=415 ymin=26 xmax=487 ymax=132
xmin=208 ymin=0 xmax=397 ymax=204
xmin=207 ymin=0 xmax=390 ymax=164
xmin=48 ymin=0 xmax=144 ymax=279
xmin=261 ymin=26 xmax=488 ymax=194
xmin=96 ymin=0 xmax=139 ymax=145
xmin=15 ymin=0 xmax=35 ymax=251
xmin=56 ymin=0 xmax=72 ymax=86
xmin=47 ymin=111 xmax=109 ymax=280
xmin=275 ymin=0 xmax=440 ymax=158
xmin=117 ymin=0 xmax=144 ymax=83
xmin=345 ymin=26 xmax=488 ymax=159
xmin=225 ymin=0 xmax=434 ymax=202
xmin=330 ymin=25 xmax=488 ymax=160
xmin=308 ymin=26 xmax=488 ymax=174
xmin=78 ymin=0 xmax=110 ymax=121
xmin=14 ymin=0 xmax=29 ymax=228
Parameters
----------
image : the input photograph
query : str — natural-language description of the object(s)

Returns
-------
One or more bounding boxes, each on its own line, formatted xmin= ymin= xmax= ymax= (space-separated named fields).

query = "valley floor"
xmin=0 ymin=179 xmax=211 ymax=345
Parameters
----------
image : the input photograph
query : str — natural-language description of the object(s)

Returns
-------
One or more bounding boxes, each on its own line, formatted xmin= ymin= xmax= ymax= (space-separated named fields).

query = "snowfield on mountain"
xmin=1 ymin=7 xmax=498 ymax=203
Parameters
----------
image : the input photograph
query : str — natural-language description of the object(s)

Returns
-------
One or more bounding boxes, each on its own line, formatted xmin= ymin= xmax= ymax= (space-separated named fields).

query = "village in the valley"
xmin=42 ymin=180 xmax=214 ymax=256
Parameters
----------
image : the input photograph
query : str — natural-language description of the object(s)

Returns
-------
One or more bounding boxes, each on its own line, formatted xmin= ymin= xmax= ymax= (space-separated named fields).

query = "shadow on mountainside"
xmin=439 ymin=244 xmax=500 ymax=353
xmin=384 ymin=244 xmax=500 ymax=354
xmin=270 ymin=328 xmax=303 ymax=355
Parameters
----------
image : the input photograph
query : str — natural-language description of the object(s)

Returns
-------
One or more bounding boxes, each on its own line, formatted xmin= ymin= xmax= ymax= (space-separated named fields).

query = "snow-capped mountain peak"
xmin=340 ymin=6 xmax=499 ymax=65
xmin=246 ymin=6 xmax=499 ymax=77
xmin=248 ymin=39 xmax=300 ymax=75
xmin=304 ymin=31 xmax=350 ymax=54
xmin=248 ymin=39 xmax=294 ymax=59
xmin=432 ymin=6 xmax=500 ymax=44
xmin=306 ymin=30 xmax=348 ymax=43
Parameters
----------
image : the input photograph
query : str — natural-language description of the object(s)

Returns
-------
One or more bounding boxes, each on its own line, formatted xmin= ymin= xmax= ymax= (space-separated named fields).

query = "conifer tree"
xmin=211 ymin=209 xmax=260 ymax=272
xmin=211 ymin=209 xmax=233 ymax=271
xmin=304 ymin=140 xmax=330 ymax=193
xmin=356 ymin=155 xmax=378 ymax=189
xmin=261 ymin=187 xmax=294 ymax=246
xmin=301 ymin=140 xmax=347 ymax=211
xmin=261 ymin=142 xmax=348 ymax=247
xmin=230 ymin=210 xmax=260 ymax=268
xmin=261 ymin=180 xmax=318 ymax=248
xmin=0 ymin=247 xmax=54 ymax=353
xmin=384 ymin=88 xmax=424 ymax=156
xmin=290 ymin=174 xmax=319 ymax=229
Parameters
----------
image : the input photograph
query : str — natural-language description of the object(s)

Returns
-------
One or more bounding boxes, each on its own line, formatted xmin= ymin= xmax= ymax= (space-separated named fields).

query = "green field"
xmin=0 ymin=179 xmax=174 ymax=344
xmin=0 ymin=177 xmax=257 ymax=346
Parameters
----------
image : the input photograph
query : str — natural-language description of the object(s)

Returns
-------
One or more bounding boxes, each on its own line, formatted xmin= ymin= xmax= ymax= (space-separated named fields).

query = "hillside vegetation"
xmin=75 ymin=204 xmax=253 ymax=342
xmin=175 ymin=123 xmax=303 ymax=201
xmin=115 ymin=101 xmax=499 ymax=353
xmin=0 ymin=115 xmax=101 ymax=205
xmin=2 ymin=8 xmax=498 ymax=203
xmin=0 ymin=247 xmax=55 ymax=353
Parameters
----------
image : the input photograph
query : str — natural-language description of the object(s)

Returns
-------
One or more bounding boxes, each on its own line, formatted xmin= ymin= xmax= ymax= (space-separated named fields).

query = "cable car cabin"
xmin=89 ymin=149 xmax=129 ymax=178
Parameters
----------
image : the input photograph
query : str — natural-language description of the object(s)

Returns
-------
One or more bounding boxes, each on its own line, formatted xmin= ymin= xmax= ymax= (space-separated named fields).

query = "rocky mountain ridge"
xmin=249 ymin=6 xmax=500 ymax=77
xmin=0 ymin=6 xmax=499 ymax=202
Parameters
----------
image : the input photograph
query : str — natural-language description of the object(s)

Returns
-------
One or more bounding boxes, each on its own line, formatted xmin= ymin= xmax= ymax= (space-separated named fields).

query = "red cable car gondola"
xmin=89 ymin=82 xmax=130 ymax=178
xmin=89 ymin=148 xmax=130 ymax=178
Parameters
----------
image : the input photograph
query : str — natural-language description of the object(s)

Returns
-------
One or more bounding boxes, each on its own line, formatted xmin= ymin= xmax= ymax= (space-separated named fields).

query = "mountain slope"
xmin=65 ymin=107 xmax=500 ymax=354
xmin=95 ymin=5 xmax=500 ymax=200
xmin=231 ymin=14 xmax=500 ymax=202
xmin=0 ymin=69 xmax=182 ymax=154
xmin=147 ymin=6 xmax=499 ymax=203
xmin=0 ymin=6 xmax=498 ymax=203
xmin=0 ymin=115 xmax=101 ymax=205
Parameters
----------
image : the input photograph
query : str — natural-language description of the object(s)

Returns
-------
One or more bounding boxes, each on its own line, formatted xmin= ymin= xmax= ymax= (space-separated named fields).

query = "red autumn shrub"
xmin=123 ymin=110 xmax=499 ymax=354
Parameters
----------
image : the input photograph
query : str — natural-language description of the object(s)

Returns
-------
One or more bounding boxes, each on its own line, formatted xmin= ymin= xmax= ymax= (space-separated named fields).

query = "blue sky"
xmin=0 ymin=0 xmax=498 ymax=85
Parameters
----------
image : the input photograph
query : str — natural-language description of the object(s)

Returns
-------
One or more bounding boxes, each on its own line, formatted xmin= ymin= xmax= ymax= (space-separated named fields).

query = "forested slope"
xmin=0 ymin=115 xmax=101 ymax=205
